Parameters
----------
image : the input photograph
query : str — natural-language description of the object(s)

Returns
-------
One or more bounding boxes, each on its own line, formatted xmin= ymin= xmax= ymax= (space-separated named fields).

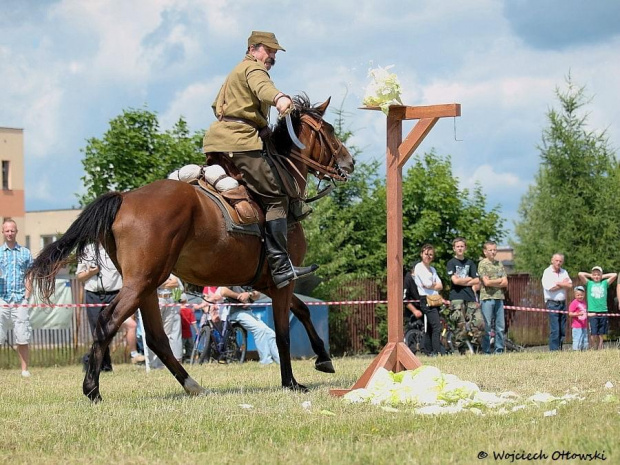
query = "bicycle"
xmin=190 ymin=297 xmax=248 ymax=365
xmin=489 ymin=329 xmax=525 ymax=353
xmin=404 ymin=312 xmax=455 ymax=355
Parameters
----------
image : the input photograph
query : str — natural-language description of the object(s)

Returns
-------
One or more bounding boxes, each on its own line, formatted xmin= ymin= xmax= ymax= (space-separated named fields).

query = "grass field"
xmin=1 ymin=350 xmax=619 ymax=465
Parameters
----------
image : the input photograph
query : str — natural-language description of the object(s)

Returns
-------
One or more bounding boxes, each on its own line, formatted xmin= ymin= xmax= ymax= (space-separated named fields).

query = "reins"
xmin=286 ymin=114 xmax=349 ymax=182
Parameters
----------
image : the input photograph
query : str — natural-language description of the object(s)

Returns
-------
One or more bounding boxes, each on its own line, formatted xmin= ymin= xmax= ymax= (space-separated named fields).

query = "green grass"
xmin=1 ymin=350 xmax=619 ymax=465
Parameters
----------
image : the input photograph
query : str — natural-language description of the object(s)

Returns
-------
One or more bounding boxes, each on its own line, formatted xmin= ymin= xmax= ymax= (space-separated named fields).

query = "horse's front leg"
xmin=290 ymin=295 xmax=335 ymax=374
xmin=140 ymin=292 xmax=207 ymax=397
xmin=272 ymin=289 xmax=307 ymax=392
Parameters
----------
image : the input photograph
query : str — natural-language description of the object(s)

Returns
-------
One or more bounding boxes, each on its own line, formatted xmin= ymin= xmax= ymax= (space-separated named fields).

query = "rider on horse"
xmin=202 ymin=31 xmax=317 ymax=289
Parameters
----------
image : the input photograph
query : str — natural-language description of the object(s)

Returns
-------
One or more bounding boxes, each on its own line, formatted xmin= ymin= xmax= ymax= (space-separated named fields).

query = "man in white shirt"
xmin=541 ymin=253 xmax=572 ymax=351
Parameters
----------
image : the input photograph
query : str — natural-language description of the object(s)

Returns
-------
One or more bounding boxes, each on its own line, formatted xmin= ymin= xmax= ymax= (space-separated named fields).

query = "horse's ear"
xmin=316 ymin=97 xmax=331 ymax=116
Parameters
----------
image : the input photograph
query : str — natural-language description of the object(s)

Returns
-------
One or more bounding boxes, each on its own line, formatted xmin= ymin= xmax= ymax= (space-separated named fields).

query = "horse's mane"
xmin=270 ymin=94 xmax=323 ymax=154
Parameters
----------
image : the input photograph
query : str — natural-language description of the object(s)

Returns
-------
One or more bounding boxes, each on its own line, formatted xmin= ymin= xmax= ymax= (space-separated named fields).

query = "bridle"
xmin=287 ymin=114 xmax=349 ymax=182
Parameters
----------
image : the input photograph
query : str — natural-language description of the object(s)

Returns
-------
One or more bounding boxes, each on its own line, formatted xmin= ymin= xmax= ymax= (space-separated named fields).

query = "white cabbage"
xmin=362 ymin=65 xmax=403 ymax=114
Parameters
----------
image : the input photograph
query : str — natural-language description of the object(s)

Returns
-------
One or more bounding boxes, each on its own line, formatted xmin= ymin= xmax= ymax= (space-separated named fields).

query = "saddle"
xmin=196 ymin=178 xmax=263 ymax=228
xmin=204 ymin=153 xmax=262 ymax=225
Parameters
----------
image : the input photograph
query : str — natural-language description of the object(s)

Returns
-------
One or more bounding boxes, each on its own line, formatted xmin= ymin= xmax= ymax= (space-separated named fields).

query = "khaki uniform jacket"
xmin=203 ymin=54 xmax=281 ymax=153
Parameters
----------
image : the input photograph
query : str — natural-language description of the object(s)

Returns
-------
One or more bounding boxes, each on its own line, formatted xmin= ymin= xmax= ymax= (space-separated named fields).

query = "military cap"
xmin=248 ymin=31 xmax=285 ymax=51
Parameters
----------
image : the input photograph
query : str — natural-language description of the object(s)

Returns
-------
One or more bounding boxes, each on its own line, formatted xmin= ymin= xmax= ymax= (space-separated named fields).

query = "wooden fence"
xmin=2 ymin=275 xmax=619 ymax=367
xmin=328 ymin=274 xmax=620 ymax=354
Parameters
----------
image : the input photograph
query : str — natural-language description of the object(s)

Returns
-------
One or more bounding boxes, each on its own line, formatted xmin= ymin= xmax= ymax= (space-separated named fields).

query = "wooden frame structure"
xmin=330 ymin=103 xmax=461 ymax=396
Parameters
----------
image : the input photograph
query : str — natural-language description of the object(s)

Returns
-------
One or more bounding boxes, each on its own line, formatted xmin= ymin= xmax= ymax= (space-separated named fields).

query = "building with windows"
xmin=25 ymin=209 xmax=82 ymax=258
xmin=496 ymin=245 xmax=515 ymax=274
xmin=0 ymin=127 xmax=26 ymax=234
xmin=1 ymin=126 xmax=82 ymax=258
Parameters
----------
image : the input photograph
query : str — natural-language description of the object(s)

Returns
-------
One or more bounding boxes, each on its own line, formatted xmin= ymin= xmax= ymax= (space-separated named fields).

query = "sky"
xmin=2 ymin=0 xmax=620 ymax=241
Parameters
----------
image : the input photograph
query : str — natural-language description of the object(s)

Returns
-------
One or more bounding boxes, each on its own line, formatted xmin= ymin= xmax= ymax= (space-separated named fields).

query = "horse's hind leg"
xmin=140 ymin=292 xmax=207 ymax=396
xmin=290 ymin=295 xmax=335 ymax=373
xmin=83 ymin=296 xmax=129 ymax=402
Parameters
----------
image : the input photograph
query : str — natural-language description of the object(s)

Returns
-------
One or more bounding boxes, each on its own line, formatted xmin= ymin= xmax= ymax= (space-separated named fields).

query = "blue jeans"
xmin=480 ymin=299 xmax=505 ymax=354
xmin=229 ymin=310 xmax=280 ymax=364
xmin=572 ymin=327 xmax=588 ymax=351
xmin=547 ymin=300 xmax=567 ymax=351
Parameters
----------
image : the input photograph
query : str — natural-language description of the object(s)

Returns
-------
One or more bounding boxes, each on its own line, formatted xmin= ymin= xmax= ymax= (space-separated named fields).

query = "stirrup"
xmin=274 ymin=264 xmax=319 ymax=289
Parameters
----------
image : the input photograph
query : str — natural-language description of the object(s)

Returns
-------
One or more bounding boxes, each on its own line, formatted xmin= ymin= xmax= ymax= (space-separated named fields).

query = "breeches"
xmin=228 ymin=150 xmax=288 ymax=221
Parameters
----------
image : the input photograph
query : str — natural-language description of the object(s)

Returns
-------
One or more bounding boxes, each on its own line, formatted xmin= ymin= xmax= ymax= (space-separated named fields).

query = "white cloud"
xmin=460 ymin=164 xmax=521 ymax=191
xmin=0 ymin=0 xmax=617 ymax=237
xmin=160 ymin=77 xmax=224 ymax=130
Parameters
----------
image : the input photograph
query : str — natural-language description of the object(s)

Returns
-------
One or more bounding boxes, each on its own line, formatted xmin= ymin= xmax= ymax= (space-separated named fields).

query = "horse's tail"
xmin=28 ymin=191 xmax=124 ymax=300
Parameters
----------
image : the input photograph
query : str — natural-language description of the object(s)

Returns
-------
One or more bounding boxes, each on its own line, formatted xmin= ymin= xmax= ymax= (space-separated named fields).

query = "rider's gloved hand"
xmin=275 ymin=93 xmax=293 ymax=116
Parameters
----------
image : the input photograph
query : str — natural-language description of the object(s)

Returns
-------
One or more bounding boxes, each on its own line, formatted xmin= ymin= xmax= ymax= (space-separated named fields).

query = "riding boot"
xmin=265 ymin=218 xmax=318 ymax=289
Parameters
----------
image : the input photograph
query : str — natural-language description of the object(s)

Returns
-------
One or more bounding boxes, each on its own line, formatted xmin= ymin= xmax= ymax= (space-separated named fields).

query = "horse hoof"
xmin=314 ymin=360 xmax=335 ymax=374
xmin=86 ymin=391 xmax=103 ymax=403
xmin=283 ymin=383 xmax=309 ymax=393
xmin=183 ymin=377 xmax=209 ymax=396
xmin=84 ymin=384 xmax=102 ymax=403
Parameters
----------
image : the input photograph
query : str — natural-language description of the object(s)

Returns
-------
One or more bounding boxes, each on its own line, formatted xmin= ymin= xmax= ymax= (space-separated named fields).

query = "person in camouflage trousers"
xmin=446 ymin=237 xmax=484 ymax=352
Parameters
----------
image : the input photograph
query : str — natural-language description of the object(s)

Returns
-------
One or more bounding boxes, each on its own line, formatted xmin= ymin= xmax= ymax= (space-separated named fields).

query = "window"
xmin=41 ymin=235 xmax=59 ymax=249
xmin=1 ymin=160 xmax=9 ymax=190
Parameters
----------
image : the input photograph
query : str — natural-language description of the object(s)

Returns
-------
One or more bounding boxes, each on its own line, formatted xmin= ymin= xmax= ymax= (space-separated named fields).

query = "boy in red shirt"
xmin=179 ymin=293 xmax=198 ymax=362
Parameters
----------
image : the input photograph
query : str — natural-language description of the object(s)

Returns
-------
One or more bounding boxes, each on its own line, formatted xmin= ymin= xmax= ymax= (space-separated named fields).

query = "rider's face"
xmin=252 ymin=44 xmax=278 ymax=70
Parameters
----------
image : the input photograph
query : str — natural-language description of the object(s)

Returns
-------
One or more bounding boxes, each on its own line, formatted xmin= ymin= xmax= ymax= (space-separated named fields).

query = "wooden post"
xmin=330 ymin=104 xmax=461 ymax=396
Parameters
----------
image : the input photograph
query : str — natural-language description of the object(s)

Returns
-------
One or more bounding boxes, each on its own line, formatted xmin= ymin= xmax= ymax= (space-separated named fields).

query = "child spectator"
xmin=179 ymin=293 xmax=198 ymax=363
xmin=568 ymin=285 xmax=588 ymax=351
xmin=578 ymin=266 xmax=617 ymax=350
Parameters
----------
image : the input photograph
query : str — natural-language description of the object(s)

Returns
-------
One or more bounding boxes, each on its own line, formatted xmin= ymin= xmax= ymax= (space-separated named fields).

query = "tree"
xmin=305 ymin=149 xmax=505 ymax=301
xmin=513 ymin=77 xmax=620 ymax=277
xmin=79 ymin=107 xmax=204 ymax=205
xmin=401 ymin=151 xmax=505 ymax=285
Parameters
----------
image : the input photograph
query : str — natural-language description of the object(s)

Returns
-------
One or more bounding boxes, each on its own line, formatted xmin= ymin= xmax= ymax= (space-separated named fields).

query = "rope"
xmin=4 ymin=300 xmax=619 ymax=317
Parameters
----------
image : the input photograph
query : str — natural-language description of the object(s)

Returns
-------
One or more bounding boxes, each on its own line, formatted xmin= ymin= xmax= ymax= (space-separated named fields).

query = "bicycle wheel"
xmin=443 ymin=330 xmax=455 ymax=354
xmin=223 ymin=324 xmax=247 ymax=363
xmin=404 ymin=328 xmax=424 ymax=354
xmin=195 ymin=326 xmax=212 ymax=365
xmin=504 ymin=338 xmax=525 ymax=353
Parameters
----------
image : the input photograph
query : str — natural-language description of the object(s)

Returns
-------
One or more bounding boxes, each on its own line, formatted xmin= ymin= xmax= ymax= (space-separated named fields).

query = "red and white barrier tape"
xmin=2 ymin=299 xmax=620 ymax=317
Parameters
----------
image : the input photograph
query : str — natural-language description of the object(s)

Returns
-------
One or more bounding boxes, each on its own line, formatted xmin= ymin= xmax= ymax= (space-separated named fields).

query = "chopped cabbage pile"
xmin=343 ymin=366 xmax=584 ymax=415
xmin=362 ymin=65 xmax=403 ymax=114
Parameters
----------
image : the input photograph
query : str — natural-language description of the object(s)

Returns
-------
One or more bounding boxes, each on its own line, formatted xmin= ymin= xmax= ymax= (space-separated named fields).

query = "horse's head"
xmin=272 ymin=94 xmax=355 ymax=181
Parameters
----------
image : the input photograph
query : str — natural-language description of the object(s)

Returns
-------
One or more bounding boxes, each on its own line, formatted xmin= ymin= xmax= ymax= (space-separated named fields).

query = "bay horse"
xmin=28 ymin=95 xmax=354 ymax=402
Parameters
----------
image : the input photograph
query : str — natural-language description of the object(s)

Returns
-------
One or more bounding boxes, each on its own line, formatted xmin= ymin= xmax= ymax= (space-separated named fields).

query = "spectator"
xmin=0 ymin=218 xmax=33 ymax=377
xmin=413 ymin=244 xmax=443 ymax=356
xmin=194 ymin=286 xmax=223 ymax=326
xmin=403 ymin=263 xmax=423 ymax=321
xmin=148 ymin=274 xmax=183 ymax=368
xmin=179 ymin=293 xmax=198 ymax=362
xmin=478 ymin=241 xmax=508 ymax=354
xmin=578 ymin=266 xmax=617 ymax=350
xmin=541 ymin=253 xmax=572 ymax=351
xmin=568 ymin=285 xmax=589 ymax=351
xmin=218 ymin=286 xmax=280 ymax=365
xmin=446 ymin=237 xmax=484 ymax=352
xmin=77 ymin=243 xmax=145 ymax=370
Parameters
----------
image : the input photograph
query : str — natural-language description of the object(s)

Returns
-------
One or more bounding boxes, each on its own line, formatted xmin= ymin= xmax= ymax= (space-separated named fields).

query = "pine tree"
xmin=513 ymin=76 xmax=620 ymax=276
